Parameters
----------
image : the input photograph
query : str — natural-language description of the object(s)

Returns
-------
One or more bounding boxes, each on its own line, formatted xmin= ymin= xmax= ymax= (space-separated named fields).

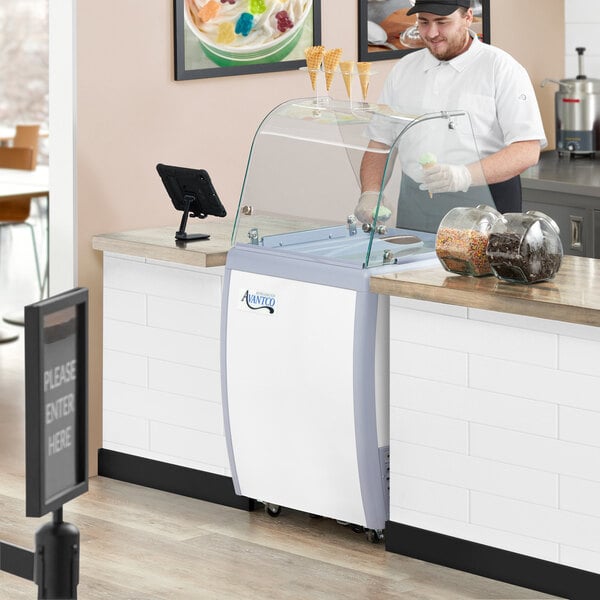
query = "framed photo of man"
xmin=358 ymin=0 xmax=490 ymax=62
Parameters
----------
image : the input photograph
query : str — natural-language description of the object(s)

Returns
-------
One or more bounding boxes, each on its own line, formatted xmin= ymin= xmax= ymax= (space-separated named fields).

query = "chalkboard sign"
xmin=25 ymin=288 xmax=88 ymax=518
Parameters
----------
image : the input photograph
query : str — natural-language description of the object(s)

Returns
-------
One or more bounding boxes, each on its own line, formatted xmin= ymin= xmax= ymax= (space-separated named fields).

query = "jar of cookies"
xmin=485 ymin=211 xmax=563 ymax=284
xmin=435 ymin=205 xmax=503 ymax=276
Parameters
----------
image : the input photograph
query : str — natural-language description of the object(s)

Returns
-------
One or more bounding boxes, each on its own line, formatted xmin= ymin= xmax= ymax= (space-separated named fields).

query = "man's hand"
xmin=353 ymin=191 xmax=392 ymax=224
xmin=420 ymin=164 xmax=472 ymax=194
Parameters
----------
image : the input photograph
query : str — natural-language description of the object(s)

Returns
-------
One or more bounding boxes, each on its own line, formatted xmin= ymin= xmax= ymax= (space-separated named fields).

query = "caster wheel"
xmin=351 ymin=524 xmax=364 ymax=534
xmin=265 ymin=503 xmax=281 ymax=518
xmin=366 ymin=529 xmax=383 ymax=544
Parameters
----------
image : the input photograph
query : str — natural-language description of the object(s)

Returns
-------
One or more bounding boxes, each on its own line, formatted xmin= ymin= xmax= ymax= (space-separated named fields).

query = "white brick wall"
xmin=102 ymin=253 xmax=229 ymax=476
xmin=389 ymin=296 xmax=600 ymax=574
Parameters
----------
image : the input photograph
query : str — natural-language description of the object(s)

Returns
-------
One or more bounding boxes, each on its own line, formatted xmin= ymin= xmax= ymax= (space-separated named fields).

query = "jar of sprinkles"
xmin=435 ymin=205 xmax=502 ymax=276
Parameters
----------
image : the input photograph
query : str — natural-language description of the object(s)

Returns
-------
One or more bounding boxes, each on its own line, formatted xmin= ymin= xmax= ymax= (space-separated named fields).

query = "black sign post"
xmin=0 ymin=288 xmax=88 ymax=599
xmin=26 ymin=287 xmax=88 ymax=599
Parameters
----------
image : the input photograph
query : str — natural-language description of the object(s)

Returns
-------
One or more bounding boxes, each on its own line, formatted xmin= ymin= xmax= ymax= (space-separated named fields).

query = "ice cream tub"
xmin=185 ymin=0 xmax=313 ymax=67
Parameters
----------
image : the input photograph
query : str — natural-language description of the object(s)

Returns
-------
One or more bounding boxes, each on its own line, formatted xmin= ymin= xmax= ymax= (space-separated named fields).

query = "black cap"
xmin=407 ymin=0 xmax=471 ymax=16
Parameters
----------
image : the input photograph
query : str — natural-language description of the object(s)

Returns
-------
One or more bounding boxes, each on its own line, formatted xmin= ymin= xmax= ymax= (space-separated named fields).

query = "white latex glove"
xmin=420 ymin=163 xmax=472 ymax=194
xmin=353 ymin=191 xmax=392 ymax=224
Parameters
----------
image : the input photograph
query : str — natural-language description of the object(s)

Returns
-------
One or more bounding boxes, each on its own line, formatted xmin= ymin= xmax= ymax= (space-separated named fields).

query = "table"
xmin=0 ymin=166 xmax=49 ymax=340
xmin=0 ymin=164 xmax=49 ymax=187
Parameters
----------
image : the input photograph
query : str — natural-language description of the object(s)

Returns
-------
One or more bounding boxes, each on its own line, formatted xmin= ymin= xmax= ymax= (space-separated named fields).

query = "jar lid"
xmin=524 ymin=211 xmax=560 ymax=235
xmin=438 ymin=204 xmax=502 ymax=232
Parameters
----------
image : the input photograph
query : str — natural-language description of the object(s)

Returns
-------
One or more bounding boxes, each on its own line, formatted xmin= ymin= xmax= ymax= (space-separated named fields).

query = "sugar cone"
xmin=304 ymin=45 xmax=324 ymax=91
xmin=357 ymin=62 xmax=371 ymax=100
xmin=423 ymin=163 xmax=435 ymax=198
xmin=323 ymin=48 xmax=342 ymax=91
xmin=419 ymin=153 xmax=437 ymax=198
xmin=339 ymin=60 xmax=355 ymax=98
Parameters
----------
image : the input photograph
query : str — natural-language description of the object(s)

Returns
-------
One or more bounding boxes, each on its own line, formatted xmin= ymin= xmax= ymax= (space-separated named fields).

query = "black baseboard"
xmin=386 ymin=521 xmax=600 ymax=599
xmin=98 ymin=449 xmax=253 ymax=511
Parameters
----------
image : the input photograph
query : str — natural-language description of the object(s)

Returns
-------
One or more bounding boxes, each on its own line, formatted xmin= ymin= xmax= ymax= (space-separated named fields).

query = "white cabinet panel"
xmin=390 ymin=475 xmax=468 ymax=522
xmin=391 ymin=407 xmax=468 ymax=454
xmin=148 ymin=359 xmax=220 ymax=403
xmin=104 ymin=288 xmax=146 ymax=324
xmin=391 ymin=441 xmax=558 ymax=507
xmin=390 ymin=374 xmax=558 ymax=437
xmin=147 ymin=295 xmax=221 ymax=339
xmin=103 ymin=349 xmax=148 ymax=388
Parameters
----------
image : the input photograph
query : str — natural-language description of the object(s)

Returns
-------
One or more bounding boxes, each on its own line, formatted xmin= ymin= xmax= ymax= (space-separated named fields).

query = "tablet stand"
xmin=175 ymin=194 xmax=210 ymax=241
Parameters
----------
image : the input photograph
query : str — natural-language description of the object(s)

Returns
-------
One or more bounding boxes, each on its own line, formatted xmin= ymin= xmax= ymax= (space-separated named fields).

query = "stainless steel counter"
xmin=521 ymin=151 xmax=600 ymax=258
xmin=522 ymin=150 xmax=600 ymax=198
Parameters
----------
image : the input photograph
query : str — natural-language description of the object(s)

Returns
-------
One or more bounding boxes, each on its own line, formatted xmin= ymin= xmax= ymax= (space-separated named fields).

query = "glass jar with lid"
xmin=485 ymin=211 xmax=563 ymax=283
xmin=435 ymin=205 xmax=503 ymax=276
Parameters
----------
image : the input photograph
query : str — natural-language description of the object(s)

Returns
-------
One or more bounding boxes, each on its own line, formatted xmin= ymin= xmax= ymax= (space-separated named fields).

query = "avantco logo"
xmin=240 ymin=289 xmax=276 ymax=315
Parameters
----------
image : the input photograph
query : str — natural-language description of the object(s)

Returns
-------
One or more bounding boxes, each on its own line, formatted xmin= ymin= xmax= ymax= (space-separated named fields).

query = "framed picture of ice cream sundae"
xmin=175 ymin=0 xmax=322 ymax=80
xmin=358 ymin=0 xmax=489 ymax=62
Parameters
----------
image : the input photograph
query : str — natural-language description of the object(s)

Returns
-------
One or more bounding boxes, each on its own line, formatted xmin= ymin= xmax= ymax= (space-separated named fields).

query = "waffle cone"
xmin=304 ymin=45 xmax=325 ymax=90
xmin=339 ymin=60 xmax=355 ymax=98
xmin=357 ymin=62 xmax=371 ymax=100
xmin=323 ymin=48 xmax=342 ymax=91
xmin=422 ymin=162 xmax=436 ymax=198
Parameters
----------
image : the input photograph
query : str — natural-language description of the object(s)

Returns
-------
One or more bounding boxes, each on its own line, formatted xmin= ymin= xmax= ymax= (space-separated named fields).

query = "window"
xmin=0 ymin=0 xmax=48 ymax=164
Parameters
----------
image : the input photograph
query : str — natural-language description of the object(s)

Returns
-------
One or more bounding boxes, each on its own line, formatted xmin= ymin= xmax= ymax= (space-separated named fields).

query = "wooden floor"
xmin=0 ymin=226 xmax=563 ymax=599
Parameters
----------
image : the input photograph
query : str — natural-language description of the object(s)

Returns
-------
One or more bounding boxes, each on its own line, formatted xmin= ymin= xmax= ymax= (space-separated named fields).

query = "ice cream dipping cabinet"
xmin=220 ymin=98 xmax=493 ymax=538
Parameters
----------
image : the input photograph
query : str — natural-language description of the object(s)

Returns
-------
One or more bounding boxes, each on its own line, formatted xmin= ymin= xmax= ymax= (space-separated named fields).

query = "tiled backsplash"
xmin=564 ymin=0 xmax=600 ymax=77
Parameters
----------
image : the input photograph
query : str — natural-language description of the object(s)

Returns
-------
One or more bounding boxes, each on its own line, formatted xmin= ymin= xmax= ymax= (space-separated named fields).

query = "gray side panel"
xmin=353 ymin=291 xmax=387 ymax=530
xmin=220 ymin=261 xmax=242 ymax=495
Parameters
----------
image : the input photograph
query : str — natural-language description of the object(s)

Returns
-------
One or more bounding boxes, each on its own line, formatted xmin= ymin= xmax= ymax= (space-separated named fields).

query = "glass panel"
xmin=232 ymin=98 xmax=493 ymax=268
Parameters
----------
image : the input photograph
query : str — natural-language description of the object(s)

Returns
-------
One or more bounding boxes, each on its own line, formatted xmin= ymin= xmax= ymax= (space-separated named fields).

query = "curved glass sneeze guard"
xmin=232 ymin=98 xmax=494 ymax=268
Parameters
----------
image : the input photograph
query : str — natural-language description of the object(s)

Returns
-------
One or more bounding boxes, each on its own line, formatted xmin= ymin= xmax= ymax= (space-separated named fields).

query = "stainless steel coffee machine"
xmin=542 ymin=47 xmax=600 ymax=156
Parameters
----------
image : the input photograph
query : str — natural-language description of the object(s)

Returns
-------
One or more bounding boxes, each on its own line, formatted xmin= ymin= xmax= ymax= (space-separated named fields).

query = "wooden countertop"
xmin=92 ymin=215 xmax=336 ymax=268
xmin=94 ymin=222 xmax=600 ymax=328
xmin=92 ymin=221 xmax=234 ymax=268
xmin=370 ymin=255 xmax=600 ymax=327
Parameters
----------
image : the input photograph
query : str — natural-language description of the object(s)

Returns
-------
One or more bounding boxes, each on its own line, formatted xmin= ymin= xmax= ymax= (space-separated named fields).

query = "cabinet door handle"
xmin=570 ymin=216 xmax=583 ymax=249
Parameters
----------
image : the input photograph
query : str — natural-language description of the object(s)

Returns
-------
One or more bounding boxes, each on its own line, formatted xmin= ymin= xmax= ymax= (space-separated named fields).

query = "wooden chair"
xmin=0 ymin=146 xmax=35 ymax=171
xmin=0 ymin=146 xmax=43 ymax=299
xmin=12 ymin=124 xmax=40 ymax=168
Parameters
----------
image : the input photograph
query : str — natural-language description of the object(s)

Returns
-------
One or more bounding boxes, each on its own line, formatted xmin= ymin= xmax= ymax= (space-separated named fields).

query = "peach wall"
xmin=490 ymin=0 xmax=565 ymax=149
xmin=77 ymin=1 xmax=564 ymax=475
xmin=77 ymin=0 xmax=385 ymax=474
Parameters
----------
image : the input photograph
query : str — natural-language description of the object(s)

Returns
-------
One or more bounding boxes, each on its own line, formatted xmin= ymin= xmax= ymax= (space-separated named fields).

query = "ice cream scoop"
xmin=373 ymin=205 xmax=392 ymax=221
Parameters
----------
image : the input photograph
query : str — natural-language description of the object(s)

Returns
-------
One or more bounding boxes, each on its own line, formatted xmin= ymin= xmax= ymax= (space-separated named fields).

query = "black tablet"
xmin=156 ymin=163 xmax=226 ymax=241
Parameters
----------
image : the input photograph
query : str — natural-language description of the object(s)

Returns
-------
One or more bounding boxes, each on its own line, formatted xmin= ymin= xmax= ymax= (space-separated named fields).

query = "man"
xmin=356 ymin=0 xmax=546 ymax=231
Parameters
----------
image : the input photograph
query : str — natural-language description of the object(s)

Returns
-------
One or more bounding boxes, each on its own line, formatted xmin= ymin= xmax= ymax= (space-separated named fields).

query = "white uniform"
xmin=364 ymin=34 xmax=547 ymax=230
xmin=375 ymin=34 xmax=547 ymax=158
